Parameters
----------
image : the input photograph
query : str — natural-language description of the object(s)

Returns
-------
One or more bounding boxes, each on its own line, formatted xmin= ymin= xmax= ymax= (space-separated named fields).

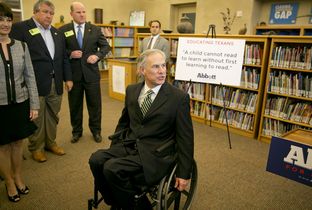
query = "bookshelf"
xmin=137 ymin=34 xmax=271 ymax=138
xmin=255 ymin=25 xmax=312 ymax=36
xmin=96 ymin=25 xmax=149 ymax=79
xmin=258 ymin=36 xmax=312 ymax=143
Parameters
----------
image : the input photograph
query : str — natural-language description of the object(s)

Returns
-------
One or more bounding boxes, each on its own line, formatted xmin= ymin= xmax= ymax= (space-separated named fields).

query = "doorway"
xmin=171 ymin=3 xmax=197 ymax=33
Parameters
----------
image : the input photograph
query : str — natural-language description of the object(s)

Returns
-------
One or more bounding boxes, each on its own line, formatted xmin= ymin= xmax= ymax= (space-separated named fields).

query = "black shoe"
xmin=6 ymin=185 xmax=20 ymax=202
xmin=71 ymin=134 xmax=82 ymax=143
xmin=93 ymin=133 xmax=102 ymax=143
xmin=17 ymin=186 xmax=29 ymax=195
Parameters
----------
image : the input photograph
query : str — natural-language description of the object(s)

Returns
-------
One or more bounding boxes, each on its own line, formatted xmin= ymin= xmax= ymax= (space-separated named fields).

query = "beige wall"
xmin=22 ymin=0 xmax=312 ymax=35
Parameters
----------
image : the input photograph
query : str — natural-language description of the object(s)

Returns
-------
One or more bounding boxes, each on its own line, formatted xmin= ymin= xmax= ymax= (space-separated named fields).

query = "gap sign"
xmin=269 ymin=3 xmax=299 ymax=24
xmin=267 ymin=136 xmax=312 ymax=187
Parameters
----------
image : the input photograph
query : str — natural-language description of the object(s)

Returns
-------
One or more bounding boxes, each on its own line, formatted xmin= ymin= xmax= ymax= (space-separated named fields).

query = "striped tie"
xmin=141 ymin=89 xmax=153 ymax=116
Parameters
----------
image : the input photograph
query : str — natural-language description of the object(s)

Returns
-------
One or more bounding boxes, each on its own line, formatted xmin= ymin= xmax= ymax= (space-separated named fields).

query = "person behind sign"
xmin=139 ymin=20 xmax=170 ymax=61
xmin=0 ymin=2 xmax=39 ymax=202
xmin=89 ymin=49 xmax=194 ymax=210
xmin=59 ymin=2 xmax=111 ymax=144
xmin=10 ymin=0 xmax=73 ymax=163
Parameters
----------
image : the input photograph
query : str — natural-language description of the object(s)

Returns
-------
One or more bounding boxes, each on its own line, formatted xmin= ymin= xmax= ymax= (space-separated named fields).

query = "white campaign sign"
xmin=175 ymin=37 xmax=245 ymax=86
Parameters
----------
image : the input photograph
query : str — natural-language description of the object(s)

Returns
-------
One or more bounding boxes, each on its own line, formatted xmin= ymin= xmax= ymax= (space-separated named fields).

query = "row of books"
xmin=114 ymin=48 xmax=132 ymax=57
xmin=101 ymin=27 xmax=113 ymax=37
xmin=206 ymin=106 xmax=254 ymax=131
xmin=170 ymin=40 xmax=178 ymax=56
xmin=243 ymin=44 xmax=262 ymax=65
xmin=98 ymin=59 xmax=109 ymax=70
xmin=106 ymin=38 xmax=113 ymax=47
xmin=270 ymin=45 xmax=312 ymax=70
xmin=262 ymin=118 xmax=312 ymax=137
xmin=265 ymin=97 xmax=312 ymax=125
xmin=211 ymin=86 xmax=257 ymax=113
xmin=173 ymin=81 xmax=205 ymax=100
xmin=190 ymin=101 xmax=205 ymax=118
xmin=240 ymin=67 xmax=260 ymax=89
xmin=114 ymin=27 xmax=134 ymax=37
xmin=268 ymin=71 xmax=312 ymax=97
xmin=114 ymin=37 xmax=134 ymax=47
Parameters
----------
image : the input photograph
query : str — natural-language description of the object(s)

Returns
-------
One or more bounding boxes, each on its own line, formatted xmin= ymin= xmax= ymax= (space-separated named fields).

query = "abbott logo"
xmin=283 ymin=145 xmax=312 ymax=170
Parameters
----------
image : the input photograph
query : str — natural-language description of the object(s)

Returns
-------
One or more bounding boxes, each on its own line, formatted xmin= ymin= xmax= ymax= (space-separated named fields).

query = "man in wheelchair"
xmin=89 ymin=49 xmax=194 ymax=210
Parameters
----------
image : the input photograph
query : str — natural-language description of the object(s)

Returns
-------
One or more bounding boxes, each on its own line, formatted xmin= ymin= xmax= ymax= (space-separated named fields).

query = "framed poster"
xmin=129 ymin=11 xmax=145 ymax=26
xmin=269 ymin=3 xmax=299 ymax=24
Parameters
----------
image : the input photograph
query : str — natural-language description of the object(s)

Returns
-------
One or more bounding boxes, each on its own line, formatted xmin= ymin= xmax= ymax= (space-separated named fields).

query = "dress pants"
xmin=68 ymin=80 xmax=101 ymax=136
xmin=28 ymin=80 xmax=62 ymax=151
xmin=89 ymin=142 xmax=148 ymax=209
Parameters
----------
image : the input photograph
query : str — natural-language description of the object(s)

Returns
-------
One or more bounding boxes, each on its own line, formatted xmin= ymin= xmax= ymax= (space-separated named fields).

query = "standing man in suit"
xmin=59 ymin=2 xmax=111 ymax=143
xmin=10 ymin=0 xmax=73 ymax=162
xmin=139 ymin=20 xmax=170 ymax=61
xmin=89 ymin=49 xmax=194 ymax=210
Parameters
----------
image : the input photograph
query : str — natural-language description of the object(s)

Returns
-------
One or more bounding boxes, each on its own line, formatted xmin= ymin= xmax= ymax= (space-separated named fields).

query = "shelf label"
xmin=175 ymin=37 xmax=245 ymax=86
xmin=269 ymin=3 xmax=298 ymax=24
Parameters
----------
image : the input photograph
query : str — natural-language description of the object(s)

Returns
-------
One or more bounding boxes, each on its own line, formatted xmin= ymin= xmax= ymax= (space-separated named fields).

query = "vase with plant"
xmin=220 ymin=8 xmax=236 ymax=34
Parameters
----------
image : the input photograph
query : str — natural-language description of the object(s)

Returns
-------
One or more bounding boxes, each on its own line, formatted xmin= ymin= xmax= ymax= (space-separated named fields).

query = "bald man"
xmin=59 ymin=2 xmax=111 ymax=144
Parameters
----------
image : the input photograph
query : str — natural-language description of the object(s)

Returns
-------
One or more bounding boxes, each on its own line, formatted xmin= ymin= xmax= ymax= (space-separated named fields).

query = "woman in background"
xmin=0 ymin=3 xmax=39 ymax=202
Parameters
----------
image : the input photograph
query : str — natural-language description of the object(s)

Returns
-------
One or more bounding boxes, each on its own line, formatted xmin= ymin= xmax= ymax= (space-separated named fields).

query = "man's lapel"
xmin=27 ymin=19 xmax=51 ymax=58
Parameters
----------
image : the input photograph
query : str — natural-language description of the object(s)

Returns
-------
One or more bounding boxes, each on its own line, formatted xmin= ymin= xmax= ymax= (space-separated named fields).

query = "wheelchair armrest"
xmin=108 ymin=128 xmax=129 ymax=141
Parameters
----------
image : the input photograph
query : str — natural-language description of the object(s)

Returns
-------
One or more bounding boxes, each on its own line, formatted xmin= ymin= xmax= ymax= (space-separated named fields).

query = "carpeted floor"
xmin=0 ymin=81 xmax=311 ymax=210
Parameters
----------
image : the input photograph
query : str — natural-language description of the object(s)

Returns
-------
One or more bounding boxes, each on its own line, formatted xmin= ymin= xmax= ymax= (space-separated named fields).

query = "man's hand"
xmin=65 ymin=81 xmax=73 ymax=92
xmin=70 ymin=50 xmax=83 ymax=59
xmin=87 ymin=55 xmax=99 ymax=64
xmin=174 ymin=178 xmax=189 ymax=191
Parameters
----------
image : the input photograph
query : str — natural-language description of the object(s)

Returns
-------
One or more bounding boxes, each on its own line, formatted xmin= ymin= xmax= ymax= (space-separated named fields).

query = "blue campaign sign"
xmin=269 ymin=3 xmax=299 ymax=24
xmin=267 ymin=136 xmax=312 ymax=187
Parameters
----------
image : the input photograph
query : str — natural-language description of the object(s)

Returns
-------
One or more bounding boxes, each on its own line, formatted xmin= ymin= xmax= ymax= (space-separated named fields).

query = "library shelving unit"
xmin=255 ymin=25 xmax=312 ymax=36
xmin=96 ymin=24 xmax=149 ymax=79
xmin=258 ymin=36 xmax=312 ymax=143
xmin=137 ymin=33 xmax=271 ymax=138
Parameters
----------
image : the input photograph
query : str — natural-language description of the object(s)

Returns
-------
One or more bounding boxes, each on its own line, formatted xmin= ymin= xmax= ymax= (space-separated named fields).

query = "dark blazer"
xmin=59 ymin=22 xmax=111 ymax=82
xmin=115 ymin=82 xmax=194 ymax=185
xmin=10 ymin=18 xmax=72 ymax=96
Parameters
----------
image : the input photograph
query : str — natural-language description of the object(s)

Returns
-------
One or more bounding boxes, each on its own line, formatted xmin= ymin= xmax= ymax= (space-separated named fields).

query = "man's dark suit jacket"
xmin=59 ymin=22 xmax=111 ymax=82
xmin=115 ymin=81 xmax=194 ymax=185
xmin=10 ymin=18 xmax=72 ymax=96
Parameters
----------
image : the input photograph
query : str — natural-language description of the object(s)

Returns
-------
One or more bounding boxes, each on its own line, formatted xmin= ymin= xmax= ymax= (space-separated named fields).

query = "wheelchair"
xmin=88 ymin=159 xmax=198 ymax=210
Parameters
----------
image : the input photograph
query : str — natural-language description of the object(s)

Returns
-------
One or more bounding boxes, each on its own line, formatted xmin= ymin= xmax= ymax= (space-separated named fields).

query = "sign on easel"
xmin=175 ymin=37 xmax=245 ymax=86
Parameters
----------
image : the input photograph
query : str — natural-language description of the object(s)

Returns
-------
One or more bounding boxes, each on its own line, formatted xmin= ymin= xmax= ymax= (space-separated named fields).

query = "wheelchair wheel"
xmin=155 ymin=160 xmax=198 ymax=210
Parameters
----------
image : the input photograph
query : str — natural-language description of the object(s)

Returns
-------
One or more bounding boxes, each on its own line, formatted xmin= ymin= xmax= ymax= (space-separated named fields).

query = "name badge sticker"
xmin=29 ymin=28 xmax=40 ymax=36
xmin=64 ymin=30 xmax=74 ymax=37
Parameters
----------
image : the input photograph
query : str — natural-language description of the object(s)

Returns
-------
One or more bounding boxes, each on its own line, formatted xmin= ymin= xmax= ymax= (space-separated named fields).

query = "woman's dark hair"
xmin=0 ymin=2 xmax=13 ymax=20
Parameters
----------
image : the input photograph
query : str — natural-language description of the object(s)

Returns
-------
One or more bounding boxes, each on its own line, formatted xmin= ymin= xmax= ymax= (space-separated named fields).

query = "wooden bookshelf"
xmin=255 ymin=25 xmax=312 ymax=36
xmin=258 ymin=36 xmax=312 ymax=143
xmin=96 ymin=25 xmax=148 ymax=80
xmin=137 ymin=34 xmax=271 ymax=138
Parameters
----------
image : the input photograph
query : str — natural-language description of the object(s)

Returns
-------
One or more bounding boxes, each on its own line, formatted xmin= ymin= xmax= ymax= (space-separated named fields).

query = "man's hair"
xmin=137 ymin=49 xmax=165 ymax=69
xmin=148 ymin=20 xmax=161 ymax=28
xmin=33 ymin=0 xmax=55 ymax=13
xmin=0 ymin=2 xmax=13 ymax=20
xmin=70 ymin=2 xmax=83 ymax=12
